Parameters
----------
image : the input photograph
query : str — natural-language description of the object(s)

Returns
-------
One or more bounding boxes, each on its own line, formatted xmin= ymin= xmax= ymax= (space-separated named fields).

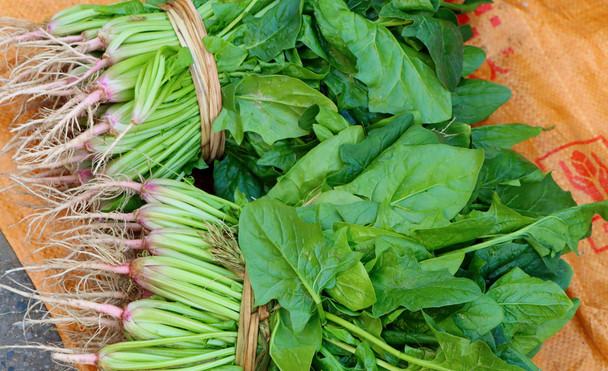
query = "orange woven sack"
xmin=0 ymin=1 xmax=607 ymax=370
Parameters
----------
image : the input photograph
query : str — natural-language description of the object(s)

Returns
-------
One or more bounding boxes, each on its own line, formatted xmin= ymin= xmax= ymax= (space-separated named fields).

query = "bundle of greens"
xmin=210 ymin=0 xmax=501 ymax=203
xmin=2 ymin=178 xmax=255 ymax=370
xmin=0 ymin=0 xmax=335 ymax=187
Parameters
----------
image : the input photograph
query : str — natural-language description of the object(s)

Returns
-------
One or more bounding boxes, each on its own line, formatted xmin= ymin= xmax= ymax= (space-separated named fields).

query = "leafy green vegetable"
xmin=486 ymin=268 xmax=573 ymax=338
xmin=440 ymin=0 xmax=494 ymax=14
xmin=462 ymin=46 xmax=486 ymax=77
xmin=338 ymin=142 xmax=484 ymax=231
xmin=392 ymin=0 xmax=441 ymax=12
xmin=213 ymin=74 xmax=337 ymax=145
xmin=370 ymin=237 xmax=481 ymax=317
xmin=452 ymin=79 xmax=512 ymax=124
xmin=471 ymin=123 xmax=544 ymax=151
xmin=508 ymin=298 xmax=580 ymax=354
xmin=381 ymin=4 xmax=464 ymax=91
xmin=422 ymin=313 xmax=523 ymax=371
xmin=313 ymin=0 xmax=452 ymax=122
xmin=266 ymin=125 xmax=364 ymax=205
xmin=326 ymin=112 xmax=417 ymax=188
xmin=270 ymin=309 xmax=322 ymax=371
xmin=244 ymin=0 xmax=303 ymax=61
xmin=239 ymin=199 xmax=362 ymax=331
xmin=327 ymin=262 xmax=377 ymax=311
xmin=495 ymin=173 xmax=577 ymax=218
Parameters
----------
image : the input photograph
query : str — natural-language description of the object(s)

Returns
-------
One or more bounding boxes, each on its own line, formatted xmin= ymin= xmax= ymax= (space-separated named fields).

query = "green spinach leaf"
xmin=313 ymin=0 xmax=452 ymax=122
xmin=452 ymin=79 xmax=511 ymax=124
xmin=239 ymin=199 xmax=362 ymax=331
xmin=244 ymin=0 xmax=303 ymax=61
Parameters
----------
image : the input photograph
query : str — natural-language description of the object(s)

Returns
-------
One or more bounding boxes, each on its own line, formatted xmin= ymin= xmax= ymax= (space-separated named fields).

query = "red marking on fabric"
xmin=457 ymin=14 xmax=470 ymax=25
xmin=486 ymin=59 xmax=510 ymax=80
xmin=588 ymin=237 xmax=608 ymax=254
xmin=490 ymin=16 xmax=502 ymax=27
xmin=501 ymin=47 xmax=514 ymax=57
xmin=474 ymin=3 xmax=493 ymax=15
xmin=471 ymin=27 xmax=480 ymax=39
xmin=560 ymin=160 xmax=604 ymax=202
xmin=535 ymin=136 xmax=608 ymax=170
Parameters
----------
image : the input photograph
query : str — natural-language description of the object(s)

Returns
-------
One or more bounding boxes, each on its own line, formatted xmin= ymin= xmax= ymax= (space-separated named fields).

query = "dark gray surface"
xmin=0 ymin=230 xmax=63 ymax=371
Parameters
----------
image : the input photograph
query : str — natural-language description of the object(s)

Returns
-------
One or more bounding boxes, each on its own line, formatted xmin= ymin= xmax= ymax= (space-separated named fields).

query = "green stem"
xmin=324 ymin=338 xmax=404 ymax=371
xmin=325 ymin=313 xmax=451 ymax=371
xmin=440 ymin=231 xmax=525 ymax=256
xmin=216 ymin=0 xmax=261 ymax=38
xmin=101 ymin=332 xmax=237 ymax=353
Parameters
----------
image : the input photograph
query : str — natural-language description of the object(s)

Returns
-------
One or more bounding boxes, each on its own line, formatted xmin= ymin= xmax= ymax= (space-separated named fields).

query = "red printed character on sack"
xmin=536 ymin=137 xmax=608 ymax=253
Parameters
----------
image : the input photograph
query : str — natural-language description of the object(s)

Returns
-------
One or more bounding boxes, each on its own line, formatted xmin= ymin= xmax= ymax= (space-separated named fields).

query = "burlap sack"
xmin=1 ymin=1 xmax=606 ymax=370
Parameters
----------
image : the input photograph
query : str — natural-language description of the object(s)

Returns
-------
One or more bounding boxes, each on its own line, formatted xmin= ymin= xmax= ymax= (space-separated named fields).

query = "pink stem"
xmin=20 ymin=174 xmax=82 ymax=185
xmin=76 ymin=37 xmax=103 ymax=54
xmin=52 ymin=353 xmax=98 ymax=365
xmin=81 ymin=211 xmax=137 ymax=223
xmin=91 ymin=237 xmax=144 ymax=249
xmin=3 ymin=29 xmax=45 ymax=46
xmin=57 ymin=35 xmax=85 ymax=44
xmin=0 ymin=284 xmax=124 ymax=319
xmin=79 ymin=59 xmax=109 ymax=81
xmin=77 ymin=262 xmax=131 ymax=276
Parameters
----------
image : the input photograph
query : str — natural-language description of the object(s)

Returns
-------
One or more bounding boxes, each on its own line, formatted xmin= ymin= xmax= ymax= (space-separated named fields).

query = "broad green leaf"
xmin=471 ymin=123 xmax=544 ymax=150
xmin=270 ymin=309 xmax=322 ymax=371
xmin=495 ymin=344 xmax=541 ymax=371
xmin=452 ymin=79 xmax=511 ymax=124
xmin=472 ymin=242 xmax=573 ymax=290
xmin=297 ymin=200 xmax=380 ymax=231
xmin=297 ymin=15 xmax=329 ymax=60
xmin=243 ymin=0 xmax=302 ymax=61
xmin=266 ymin=125 xmax=364 ymax=205
xmin=326 ymin=112 xmax=417 ymax=188
xmin=334 ymin=223 xmax=432 ymax=261
xmin=486 ymin=268 xmax=573 ymax=337
xmin=338 ymin=143 xmax=484 ymax=230
xmin=257 ymin=140 xmax=318 ymax=173
xmin=326 ymin=262 xmax=377 ymax=311
xmin=441 ymin=0 xmax=494 ymax=13
xmin=392 ymin=0 xmax=440 ymax=12
xmin=94 ymin=0 xmax=147 ymax=15
xmin=316 ymin=106 xmax=350 ymax=134
xmin=495 ymin=173 xmax=576 ymax=218
xmin=426 ymin=121 xmax=471 ymax=148
xmin=370 ymin=237 xmax=481 ymax=317
xmin=239 ymin=199 xmax=362 ymax=331
xmin=354 ymin=342 xmax=379 ymax=371
xmin=509 ymin=298 xmax=580 ymax=354
xmin=462 ymin=46 xmax=486 ymax=77
xmin=323 ymin=69 xmax=368 ymax=111
xmin=420 ymin=252 xmax=465 ymax=275
xmin=452 ymin=295 xmax=504 ymax=341
xmin=213 ymin=75 xmax=336 ymax=145
xmin=203 ymin=36 xmax=248 ymax=72
xmin=213 ymin=152 xmax=268 ymax=202
xmin=519 ymin=201 xmax=608 ymax=256
xmin=422 ymin=314 xmax=523 ymax=371
xmin=382 ymin=4 xmax=464 ymax=91
xmin=313 ymin=0 xmax=452 ymax=122
xmin=477 ymin=148 xmax=543 ymax=203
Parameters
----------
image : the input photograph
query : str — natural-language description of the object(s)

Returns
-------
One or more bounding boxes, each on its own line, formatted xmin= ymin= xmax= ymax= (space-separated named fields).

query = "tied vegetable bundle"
xmin=2 ymin=178 xmax=268 ymax=370
xmin=0 ymin=0 xmax=335 ymax=187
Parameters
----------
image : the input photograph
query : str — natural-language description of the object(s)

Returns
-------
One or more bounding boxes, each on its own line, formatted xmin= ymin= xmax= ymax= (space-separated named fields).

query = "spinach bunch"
xmin=211 ymin=0 xmax=501 ymax=204
xmin=238 ymin=111 xmax=601 ymax=370
xmin=230 ymin=1 xmax=599 ymax=368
